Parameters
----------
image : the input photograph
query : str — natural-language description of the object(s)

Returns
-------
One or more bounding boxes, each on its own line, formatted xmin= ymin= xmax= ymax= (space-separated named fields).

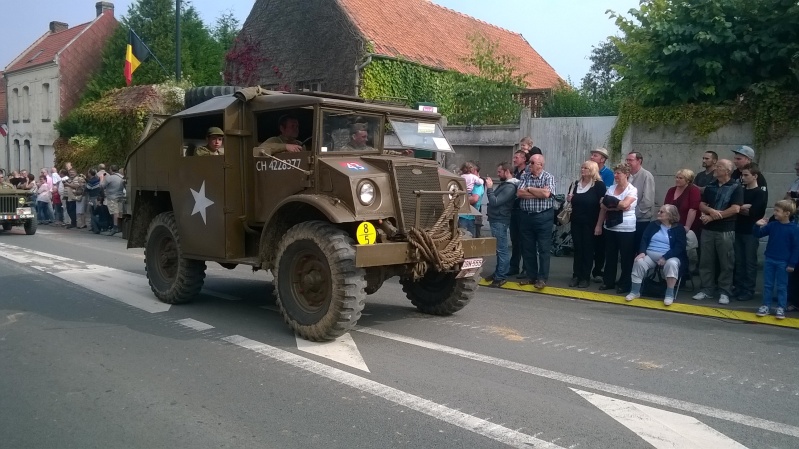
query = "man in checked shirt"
xmin=516 ymin=154 xmax=557 ymax=289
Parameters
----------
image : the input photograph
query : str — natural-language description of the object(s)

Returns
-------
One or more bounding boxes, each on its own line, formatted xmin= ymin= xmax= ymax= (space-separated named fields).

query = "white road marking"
xmin=295 ymin=333 xmax=370 ymax=372
xmin=0 ymin=242 xmax=170 ymax=314
xmin=223 ymin=335 xmax=565 ymax=449
xmin=176 ymin=318 xmax=215 ymax=331
xmin=355 ymin=327 xmax=799 ymax=439
xmin=53 ymin=266 xmax=170 ymax=313
xmin=573 ymin=389 xmax=748 ymax=449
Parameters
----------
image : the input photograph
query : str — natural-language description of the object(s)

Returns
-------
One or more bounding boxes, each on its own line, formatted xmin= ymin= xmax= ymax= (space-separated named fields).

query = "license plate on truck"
xmin=456 ymin=258 xmax=483 ymax=279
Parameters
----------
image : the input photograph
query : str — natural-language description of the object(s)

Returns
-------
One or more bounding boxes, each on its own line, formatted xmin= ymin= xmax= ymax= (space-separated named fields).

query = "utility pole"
xmin=176 ymin=0 xmax=182 ymax=81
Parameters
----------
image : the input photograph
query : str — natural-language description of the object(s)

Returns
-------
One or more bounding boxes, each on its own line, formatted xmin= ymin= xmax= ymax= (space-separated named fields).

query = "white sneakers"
xmin=692 ymin=292 xmax=731 ymax=304
xmin=664 ymin=296 xmax=674 ymax=306
xmin=625 ymin=293 xmax=639 ymax=302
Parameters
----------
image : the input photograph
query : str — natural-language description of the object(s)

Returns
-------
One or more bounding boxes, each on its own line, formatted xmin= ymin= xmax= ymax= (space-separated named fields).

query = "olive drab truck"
xmin=0 ymin=186 xmax=37 ymax=235
xmin=124 ymin=87 xmax=495 ymax=341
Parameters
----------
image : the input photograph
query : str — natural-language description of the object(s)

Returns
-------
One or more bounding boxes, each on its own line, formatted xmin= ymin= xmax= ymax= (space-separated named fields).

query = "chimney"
xmin=96 ymin=2 xmax=114 ymax=17
xmin=49 ymin=22 xmax=69 ymax=33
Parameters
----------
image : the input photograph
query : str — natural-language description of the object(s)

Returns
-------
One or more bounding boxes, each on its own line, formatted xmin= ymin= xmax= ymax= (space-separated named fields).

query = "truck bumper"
xmin=354 ymin=237 xmax=496 ymax=268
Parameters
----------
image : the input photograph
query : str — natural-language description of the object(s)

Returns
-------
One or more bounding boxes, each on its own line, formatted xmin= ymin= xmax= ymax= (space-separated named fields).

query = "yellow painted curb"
xmin=479 ymin=279 xmax=799 ymax=329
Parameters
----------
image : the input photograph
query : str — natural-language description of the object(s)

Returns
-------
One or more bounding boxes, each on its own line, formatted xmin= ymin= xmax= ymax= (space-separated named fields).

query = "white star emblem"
xmin=190 ymin=181 xmax=214 ymax=224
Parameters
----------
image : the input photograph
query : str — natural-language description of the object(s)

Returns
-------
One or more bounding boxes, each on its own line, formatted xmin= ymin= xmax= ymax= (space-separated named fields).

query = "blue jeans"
xmin=733 ymin=233 xmax=758 ymax=297
xmin=36 ymin=201 xmax=52 ymax=222
xmin=519 ymin=209 xmax=554 ymax=281
xmin=762 ymin=257 xmax=789 ymax=309
xmin=458 ymin=217 xmax=475 ymax=236
xmin=490 ymin=221 xmax=510 ymax=280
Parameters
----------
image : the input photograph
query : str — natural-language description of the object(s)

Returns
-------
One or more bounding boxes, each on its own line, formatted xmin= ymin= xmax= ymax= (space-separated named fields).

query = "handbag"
xmin=556 ymin=181 xmax=575 ymax=225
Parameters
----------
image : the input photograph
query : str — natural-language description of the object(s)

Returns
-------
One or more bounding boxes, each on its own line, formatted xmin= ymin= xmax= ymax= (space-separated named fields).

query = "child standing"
xmin=753 ymin=200 xmax=799 ymax=319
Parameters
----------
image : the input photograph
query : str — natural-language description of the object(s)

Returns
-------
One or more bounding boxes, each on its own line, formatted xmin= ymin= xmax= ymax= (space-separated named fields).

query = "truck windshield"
xmin=387 ymin=119 xmax=453 ymax=153
xmin=320 ymin=110 xmax=381 ymax=153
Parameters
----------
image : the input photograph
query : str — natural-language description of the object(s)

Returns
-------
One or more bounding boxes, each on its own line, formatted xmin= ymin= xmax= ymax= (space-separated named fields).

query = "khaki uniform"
xmin=195 ymin=146 xmax=224 ymax=156
xmin=0 ymin=181 xmax=14 ymax=189
xmin=254 ymin=136 xmax=304 ymax=156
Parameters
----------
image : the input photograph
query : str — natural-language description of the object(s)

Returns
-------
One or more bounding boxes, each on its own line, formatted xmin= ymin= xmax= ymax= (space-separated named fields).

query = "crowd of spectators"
xmin=474 ymin=140 xmax=799 ymax=319
xmin=0 ymin=162 xmax=126 ymax=236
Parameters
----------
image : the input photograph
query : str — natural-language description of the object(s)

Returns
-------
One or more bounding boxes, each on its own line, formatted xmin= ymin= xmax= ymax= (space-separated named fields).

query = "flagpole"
xmin=130 ymin=28 xmax=170 ymax=77
xmin=176 ymin=0 xmax=182 ymax=81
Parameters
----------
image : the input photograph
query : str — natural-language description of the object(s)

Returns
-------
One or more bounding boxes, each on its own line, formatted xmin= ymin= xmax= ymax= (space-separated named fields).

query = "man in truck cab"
xmin=254 ymin=115 xmax=305 ymax=156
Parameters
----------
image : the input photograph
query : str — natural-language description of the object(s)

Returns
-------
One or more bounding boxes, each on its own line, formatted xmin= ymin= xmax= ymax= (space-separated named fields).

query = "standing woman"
xmin=568 ymin=161 xmax=606 ymax=287
xmin=664 ymin=169 xmax=701 ymax=236
xmin=595 ymin=163 xmax=638 ymax=294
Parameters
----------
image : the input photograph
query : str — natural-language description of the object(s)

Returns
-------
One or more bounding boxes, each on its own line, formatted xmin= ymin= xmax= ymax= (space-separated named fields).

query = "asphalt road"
xmin=1 ymin=225 xmax=798 ymax=448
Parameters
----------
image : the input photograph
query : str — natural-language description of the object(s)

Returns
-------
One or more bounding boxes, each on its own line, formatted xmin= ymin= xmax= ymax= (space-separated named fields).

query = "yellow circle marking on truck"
xmin=356 ymin=222 xmax=377 ymax=245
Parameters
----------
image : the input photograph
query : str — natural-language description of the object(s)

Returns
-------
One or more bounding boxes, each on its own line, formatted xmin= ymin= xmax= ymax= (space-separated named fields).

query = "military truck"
xmin=124 ymin=87 xmax=495 ymax=341
xmin=0 ymin=187 xmax=37 ymax=235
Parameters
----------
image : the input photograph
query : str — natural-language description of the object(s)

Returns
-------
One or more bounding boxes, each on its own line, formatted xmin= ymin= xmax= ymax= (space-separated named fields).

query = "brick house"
xmin=2 ymin=2 xmax=117 ymax=173
xmin=232 ymin=0 xmax=561 ymax=102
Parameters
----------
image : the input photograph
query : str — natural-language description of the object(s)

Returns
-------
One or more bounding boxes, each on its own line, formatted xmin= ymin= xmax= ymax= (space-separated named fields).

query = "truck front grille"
xmin=0 ymin=195 xmax=19 ymax=214
xmin=394 ymin=165 xmax=444 ymax=230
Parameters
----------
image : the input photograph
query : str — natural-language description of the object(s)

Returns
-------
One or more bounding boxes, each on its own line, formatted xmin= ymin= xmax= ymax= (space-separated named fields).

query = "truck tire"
xmin=144 ymin=212 xmax=206 ymax=304
xmin=1 ymin=223 xmax=11 ymax=231
xmin=24 ymin=216 xmax=37 ymax=235
xmin=400 ymin=271 xmax=477 ymax=315
xmin=184 ymin=86 xmax=239 ymax=109
xmin=273 ymin=221 xmax=366 ymax=341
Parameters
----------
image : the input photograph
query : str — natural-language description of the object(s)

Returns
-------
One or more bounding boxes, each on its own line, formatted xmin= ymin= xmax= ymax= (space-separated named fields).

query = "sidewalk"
xmin=478 ymin=251 xmax=799 ymax=330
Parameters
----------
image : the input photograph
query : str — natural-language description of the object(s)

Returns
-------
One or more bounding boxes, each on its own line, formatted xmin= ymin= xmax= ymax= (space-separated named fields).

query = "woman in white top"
xmin=594 ymin=163 xmax=638 ymax=294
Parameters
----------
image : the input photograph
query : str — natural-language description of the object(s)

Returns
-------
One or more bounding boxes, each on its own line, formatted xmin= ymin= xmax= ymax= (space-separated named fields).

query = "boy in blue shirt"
xmin=754 ymin=200 xmax=799 ymax=319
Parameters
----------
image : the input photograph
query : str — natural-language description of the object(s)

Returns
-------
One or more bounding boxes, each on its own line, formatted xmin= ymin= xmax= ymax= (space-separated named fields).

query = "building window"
xmin=11 ymin=88 xmax=19 ymax=122
xmin=296 ymin=80 xmax=324 ymax=92
xmin=13 ymin=140 xmax=20 ymax=169
xmin=41 ymin=83 xmax=51 ymax=121
xmin=23 ymin=140 xmax=31 ymax=171
xmin=22 ymin=86 xmax=30 ymax=122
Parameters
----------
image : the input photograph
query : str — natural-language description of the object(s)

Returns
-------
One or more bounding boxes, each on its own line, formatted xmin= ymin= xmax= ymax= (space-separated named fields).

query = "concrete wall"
xmin=621 ymin=122 xmax=799 ymax=210
xmin=443 ymin=124 xmax=520 ymax=175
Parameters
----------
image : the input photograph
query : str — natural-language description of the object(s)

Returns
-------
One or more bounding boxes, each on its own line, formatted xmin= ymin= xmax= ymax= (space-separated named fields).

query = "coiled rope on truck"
xmin=407 ymin=196 xmax=464 ymax=280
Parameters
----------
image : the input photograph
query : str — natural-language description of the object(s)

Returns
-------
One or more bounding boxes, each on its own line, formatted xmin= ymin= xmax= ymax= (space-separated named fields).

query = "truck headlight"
xmin=18 ymin=197 xmax=25 ymax=205
xmin=357 ymin=180 xmax=376 ymax=206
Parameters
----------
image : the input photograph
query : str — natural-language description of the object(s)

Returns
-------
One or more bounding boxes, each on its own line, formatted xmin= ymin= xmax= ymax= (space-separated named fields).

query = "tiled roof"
xmin=5 ymin=23 xmax=91 ymax=73
xmin=338 ymin=0 xmax=562 ymax=89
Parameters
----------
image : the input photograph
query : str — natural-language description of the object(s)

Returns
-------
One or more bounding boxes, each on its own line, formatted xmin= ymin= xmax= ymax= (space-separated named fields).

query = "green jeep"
xmin=0 ymin=187 xmax=37 ymax=235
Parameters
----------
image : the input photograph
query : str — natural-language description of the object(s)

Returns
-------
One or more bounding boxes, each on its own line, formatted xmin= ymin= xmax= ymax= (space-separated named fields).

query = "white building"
xmin=2 ymin=2 xmax=116 ymax=173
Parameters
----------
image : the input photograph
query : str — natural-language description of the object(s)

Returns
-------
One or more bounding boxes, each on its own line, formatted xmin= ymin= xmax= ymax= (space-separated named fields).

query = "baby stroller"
xmin=551 ymin=194 xmax=573 ymax=257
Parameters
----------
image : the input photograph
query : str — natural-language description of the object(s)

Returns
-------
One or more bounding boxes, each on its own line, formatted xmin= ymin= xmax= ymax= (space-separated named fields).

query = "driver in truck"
xmin=195 ymin=127 xmax=225 ymax=156
xmin=254 ymin=115 xmax=305 ymax=156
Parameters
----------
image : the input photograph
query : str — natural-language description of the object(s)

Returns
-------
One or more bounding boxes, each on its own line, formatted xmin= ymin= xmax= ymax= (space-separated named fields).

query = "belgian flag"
xmin=124 ymin=29 xmax=150 ymax=86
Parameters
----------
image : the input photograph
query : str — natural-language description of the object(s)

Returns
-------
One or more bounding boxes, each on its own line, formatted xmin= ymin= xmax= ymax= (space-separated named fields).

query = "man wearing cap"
xmin=255 ymin=115 xmax=305 ymax=156
xmin=590 ymin=148 xmax=614 ymax=188
xmin=195 ymin=127 xmax=225 ymax=156
xmin=731 ymin=145 xmax=767 ymax=191
xmin=0 ymin=172 xmax=13 ymax=189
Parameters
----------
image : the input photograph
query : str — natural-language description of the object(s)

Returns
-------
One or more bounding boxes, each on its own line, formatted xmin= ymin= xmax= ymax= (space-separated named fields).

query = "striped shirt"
xmin=518 ymin=169 xmax=556 ymax=212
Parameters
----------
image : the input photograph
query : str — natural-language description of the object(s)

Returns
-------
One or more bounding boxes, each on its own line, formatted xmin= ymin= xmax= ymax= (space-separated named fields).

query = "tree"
xmin=580 ymin=37 xmax=623 ymax=105
xmin=609 ymin=0 xmax=799 ymax=106
xmin=448 ymin=33 xmax=528 ymax=125
xmin=213 ymin=10 xmax=240 ymax=55
xmin=82 ymin=0 xmax=234 ymax=102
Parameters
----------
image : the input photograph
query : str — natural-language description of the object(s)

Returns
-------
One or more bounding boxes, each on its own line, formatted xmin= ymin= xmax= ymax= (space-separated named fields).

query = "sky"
xmin=0 ymin=0 xmax=640 ymax=85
